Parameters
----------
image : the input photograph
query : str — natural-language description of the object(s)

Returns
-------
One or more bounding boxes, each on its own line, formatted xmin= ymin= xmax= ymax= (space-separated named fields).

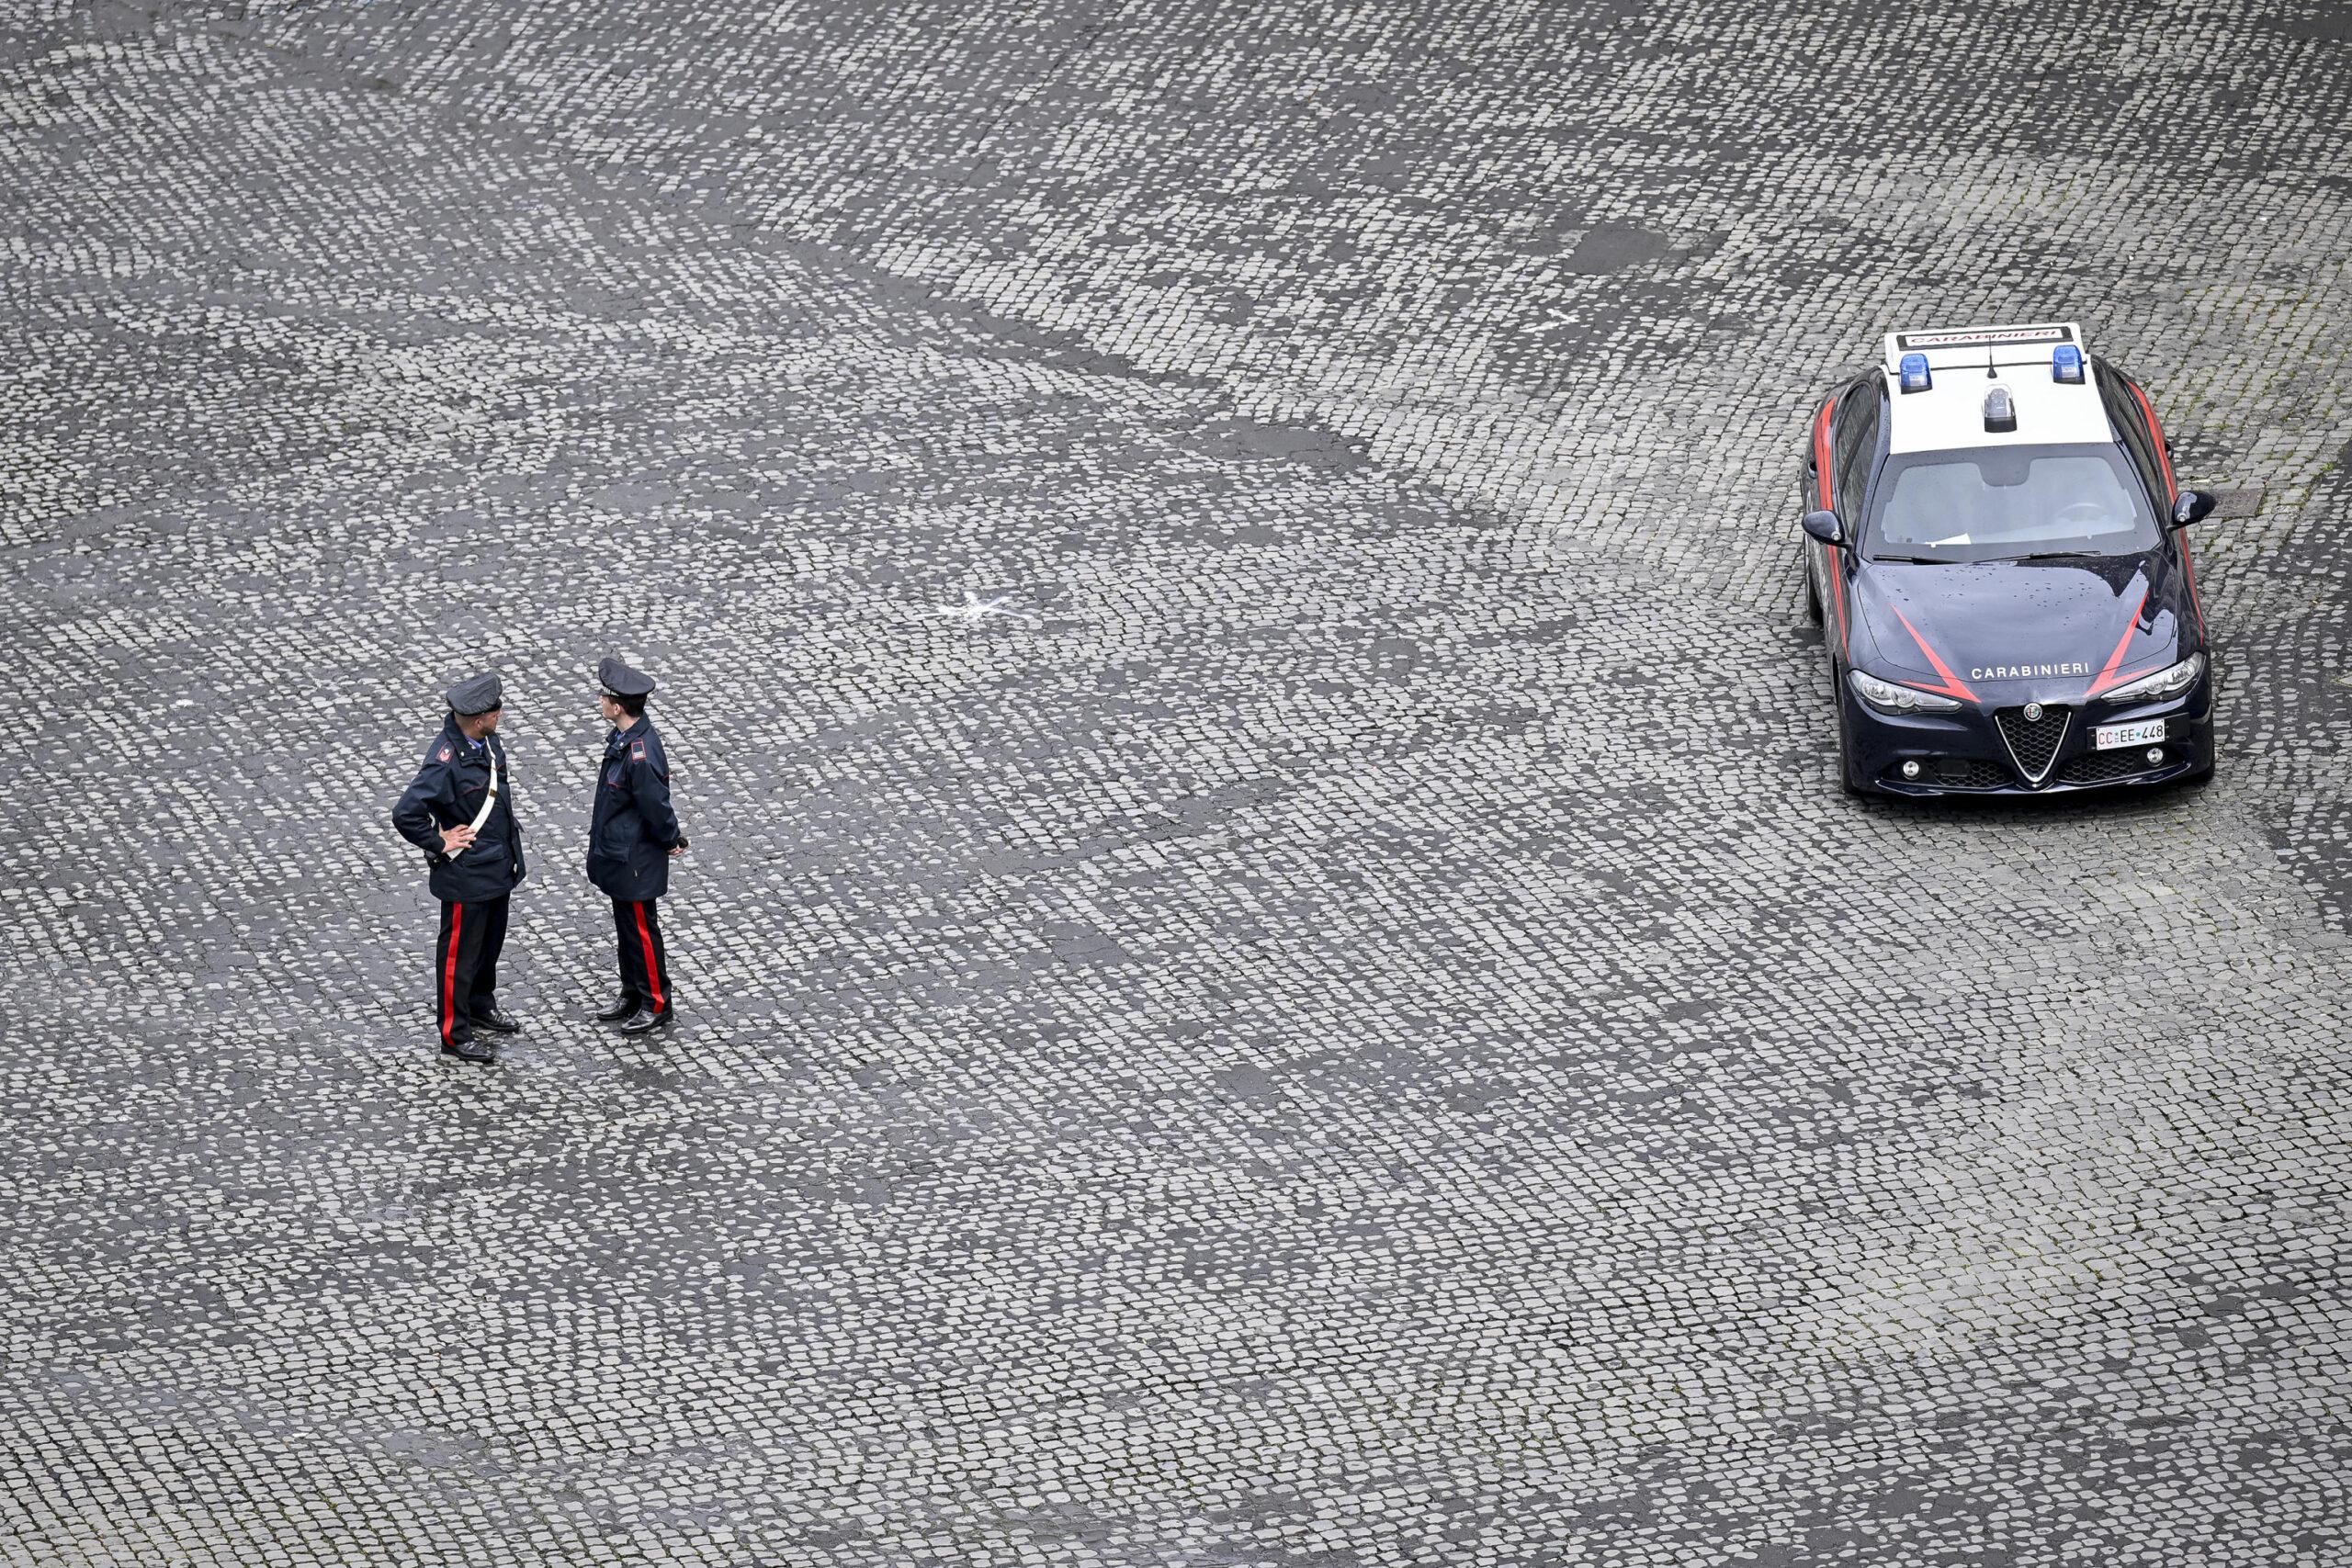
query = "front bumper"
xmin=1843 ymin=675 xmax=2215 ymax=797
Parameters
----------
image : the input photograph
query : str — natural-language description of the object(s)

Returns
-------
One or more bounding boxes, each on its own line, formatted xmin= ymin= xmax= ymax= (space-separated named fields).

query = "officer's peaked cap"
xmin=597 ymin=656 xmax=656 ymax=699
xmin=445 ymin=671 xmax=503 ymax=715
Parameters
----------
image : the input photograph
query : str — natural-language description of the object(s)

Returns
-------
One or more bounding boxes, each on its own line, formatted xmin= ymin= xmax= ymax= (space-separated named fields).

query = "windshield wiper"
xmin=2004 ymin=549 xmax=2101 ymax=561
xmin=1870 ymin=554 xmax=1957 ymax=565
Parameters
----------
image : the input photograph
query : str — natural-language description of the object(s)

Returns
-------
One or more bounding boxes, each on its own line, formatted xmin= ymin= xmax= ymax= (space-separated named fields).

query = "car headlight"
xmin=2102 ymin=652 xmax=2206 ymax=704
xmin=1849 ymin=670 xmax=1963 ymax=715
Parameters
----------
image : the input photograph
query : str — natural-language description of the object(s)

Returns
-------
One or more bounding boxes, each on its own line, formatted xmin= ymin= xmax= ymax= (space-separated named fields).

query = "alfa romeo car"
xmin=1799 ymin=321 xmax=2222 ymax=796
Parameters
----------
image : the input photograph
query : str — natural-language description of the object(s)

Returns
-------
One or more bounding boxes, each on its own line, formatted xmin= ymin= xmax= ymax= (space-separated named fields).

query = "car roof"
xmin=1877 ymin=321 xmax=2118 ymax=456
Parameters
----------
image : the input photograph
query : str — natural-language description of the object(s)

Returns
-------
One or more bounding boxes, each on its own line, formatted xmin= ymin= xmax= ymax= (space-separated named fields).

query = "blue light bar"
xmin=1898 ymin=352 xmax=1931 ymax=393
xmin=2052 ymin=344 xmax=2085 ymax=383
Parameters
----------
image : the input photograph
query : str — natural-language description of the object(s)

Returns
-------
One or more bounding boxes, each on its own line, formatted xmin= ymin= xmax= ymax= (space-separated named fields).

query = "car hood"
xmin=1849 ymin=550 xmax=2197 ymax=705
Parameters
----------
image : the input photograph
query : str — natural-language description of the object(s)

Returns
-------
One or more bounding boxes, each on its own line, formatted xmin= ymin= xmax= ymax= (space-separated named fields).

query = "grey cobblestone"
xmin=3 ymin=1 xmax=2350 ymax=1564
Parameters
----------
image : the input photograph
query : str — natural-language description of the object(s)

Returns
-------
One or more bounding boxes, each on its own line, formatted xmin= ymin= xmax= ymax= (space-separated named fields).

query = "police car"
xmin=1800 ymin=321 xmax=2222 ymax=796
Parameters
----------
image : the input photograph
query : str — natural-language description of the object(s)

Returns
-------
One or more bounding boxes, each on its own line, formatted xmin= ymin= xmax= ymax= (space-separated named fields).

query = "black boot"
xmin=472 ymin=1006 xmax=522 ymax=1035
xmin=619 ymin=1008 xmax=674 ymax=1037
xmin=439 ymin=1034 xmax=498 ymax=1065
xmin=594 ymin=993 xmax=643 ymax=1023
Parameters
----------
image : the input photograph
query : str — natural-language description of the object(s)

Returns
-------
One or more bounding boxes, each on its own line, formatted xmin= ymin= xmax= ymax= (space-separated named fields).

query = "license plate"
xmin=2094 ymin=718 xmax=2167 ymax=750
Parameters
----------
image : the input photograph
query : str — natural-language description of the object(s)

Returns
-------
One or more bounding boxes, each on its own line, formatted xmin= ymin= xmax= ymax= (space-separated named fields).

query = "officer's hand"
xmin=668 ymin=843 xmax=686 ymax=858
xmin=441 ymin=825 xmax=477 ymax=853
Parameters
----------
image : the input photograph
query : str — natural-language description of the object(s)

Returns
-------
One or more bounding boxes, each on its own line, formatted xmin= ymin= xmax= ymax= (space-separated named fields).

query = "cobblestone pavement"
xmin=5 ymin=1 xmax=2351 ymax=1563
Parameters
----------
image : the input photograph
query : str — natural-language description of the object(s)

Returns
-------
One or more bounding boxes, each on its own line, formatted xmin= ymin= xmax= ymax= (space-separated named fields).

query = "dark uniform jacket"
xmin=390 ymin=718 xmax=527 ymax=903
xmin=587 ymin=716 xmax=681 ymax=900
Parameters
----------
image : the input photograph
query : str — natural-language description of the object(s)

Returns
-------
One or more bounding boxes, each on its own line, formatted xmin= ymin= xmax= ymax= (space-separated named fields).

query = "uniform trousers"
xmin=611 ymin=897 xmax=673 ymax=1015
xmin=435 ymin=895 xmax=510 ymax=1044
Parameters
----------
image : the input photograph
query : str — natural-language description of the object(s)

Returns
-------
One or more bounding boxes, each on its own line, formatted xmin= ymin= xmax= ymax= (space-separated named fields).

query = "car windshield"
xmin=1864 ymin=444 xmax=2159 ymax=564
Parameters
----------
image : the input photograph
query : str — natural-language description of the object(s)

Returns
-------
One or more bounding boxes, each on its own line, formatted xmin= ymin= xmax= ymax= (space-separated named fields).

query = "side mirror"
xmin=1801 ymin=509 xmax=1845 ymax=547
xmin=2172 ymin=490 xmax=2217 ymax=527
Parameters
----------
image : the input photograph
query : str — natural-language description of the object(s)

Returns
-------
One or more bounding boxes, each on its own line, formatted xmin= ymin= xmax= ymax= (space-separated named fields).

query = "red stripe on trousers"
xmin=632 ymin=903 xmax=665 ymax=1013
xmin=442 ymin=904 xmax=463 ymax=1041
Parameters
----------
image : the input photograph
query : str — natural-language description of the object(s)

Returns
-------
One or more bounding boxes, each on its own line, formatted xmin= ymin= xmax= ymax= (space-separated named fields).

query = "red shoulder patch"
xmin=437 ymin=745 xmax=453 ymax=761
xmin=630 ymin=740 xmax=647 ymax=761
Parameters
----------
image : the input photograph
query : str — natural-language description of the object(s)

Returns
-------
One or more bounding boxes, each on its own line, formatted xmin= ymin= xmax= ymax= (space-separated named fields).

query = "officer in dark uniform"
xmin=587 ymin=656 xmax=687 ymax=1035
xmin=390 ymin=672 xmax=527 ymax=1063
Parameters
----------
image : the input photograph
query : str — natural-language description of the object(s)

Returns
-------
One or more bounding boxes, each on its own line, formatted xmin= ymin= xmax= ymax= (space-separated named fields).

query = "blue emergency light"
xmin=1898 ymin=352 xmax=1932 ymax=393
xmin=2052 ymin=344 xmax=2085 ymax=383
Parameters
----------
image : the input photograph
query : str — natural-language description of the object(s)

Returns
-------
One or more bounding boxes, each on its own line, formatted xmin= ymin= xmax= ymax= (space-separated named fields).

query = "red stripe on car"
xmin=2085 ymin=592 xmax=2153 ymax=698
xmin=1813 ymin=400 xmax=1836 ymax=509
xmin=2127 ymin=383 xmax=2207 ymax=637
xmin=1826 ymin=548 xmax=1849 ymax=656
xmin=2130 ymin=382 xmax=2178 ymax=497
xmin=1813 ymin=399 xmax=1847 ymax=652
xmin=1887 ymin=606 xmax=1980 ymax=704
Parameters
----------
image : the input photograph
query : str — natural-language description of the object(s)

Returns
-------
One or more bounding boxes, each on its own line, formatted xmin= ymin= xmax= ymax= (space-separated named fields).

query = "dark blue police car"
xmin=1800 ymin=321 xmax=2223 ymax=796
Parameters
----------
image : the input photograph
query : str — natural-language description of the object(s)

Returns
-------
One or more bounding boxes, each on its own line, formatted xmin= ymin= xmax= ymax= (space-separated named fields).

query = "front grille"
xmin=1881 ymin=758 xmax=2008 ymax=790
xmin=1933 ymin=758 xmax=2008 ymax=789
xmin=2059 ymin=749 xmax=2162 ymax=786
xmin=1995 ymin=705 xmax=2072 ymax=784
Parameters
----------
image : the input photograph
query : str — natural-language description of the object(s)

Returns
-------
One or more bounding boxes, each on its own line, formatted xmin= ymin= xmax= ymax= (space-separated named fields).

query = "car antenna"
xmin=1986 ymin=344 xmax=1997 ymax=379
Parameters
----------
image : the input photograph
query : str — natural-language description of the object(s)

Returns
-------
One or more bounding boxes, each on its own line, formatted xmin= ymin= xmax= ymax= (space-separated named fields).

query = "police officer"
xmin=390 ymin=672 xmax=527 ymax=1063
xmin=587 ymin=656 xmax=687 ymax=1035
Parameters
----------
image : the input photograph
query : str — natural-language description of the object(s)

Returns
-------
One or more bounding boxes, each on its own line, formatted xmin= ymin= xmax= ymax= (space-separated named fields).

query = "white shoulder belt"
xmin=468 ymin=744 xmax=502 ymax=834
